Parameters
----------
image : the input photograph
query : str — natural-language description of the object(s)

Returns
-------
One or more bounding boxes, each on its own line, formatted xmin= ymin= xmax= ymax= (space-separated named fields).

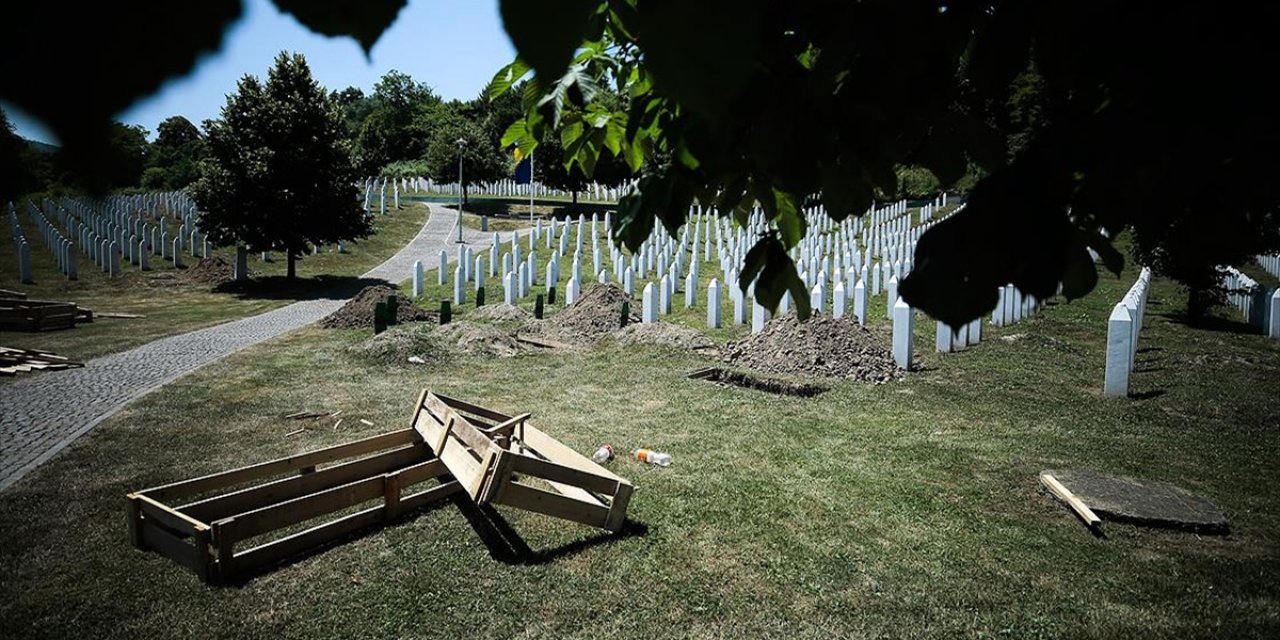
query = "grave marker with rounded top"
xmin=566 ymin=275 xmax=580 ymax=306
xmin=172 ymin=238 xmax=182 ymax=268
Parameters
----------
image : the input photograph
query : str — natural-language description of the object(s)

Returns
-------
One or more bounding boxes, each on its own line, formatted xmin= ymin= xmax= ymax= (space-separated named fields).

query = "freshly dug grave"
xmin=435 ymin=321 xmax=521 ymax=357
xmin=612 ymin=322 xmax=715 ymax=351
xmin=180 ymin=256 xmax=236 ymax=286
xmin=721 ymin=313 xmax=902 ymax=382
xmin=473 ymin=303 xmax=533 ymax=323
xmin=528 ymin=283 xmax=638 ymax=344
xmin=688 ymin=367 xmax=828 ymax=397
xmin=346 ymin=323 xmax=452 ymax=365
xmin=319 ymin=284 xmax=430 ymax=329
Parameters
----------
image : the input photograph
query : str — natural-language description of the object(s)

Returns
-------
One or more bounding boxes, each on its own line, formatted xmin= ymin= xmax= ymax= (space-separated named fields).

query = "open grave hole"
xmin=687 ymin=367 xmax=828 ymax=397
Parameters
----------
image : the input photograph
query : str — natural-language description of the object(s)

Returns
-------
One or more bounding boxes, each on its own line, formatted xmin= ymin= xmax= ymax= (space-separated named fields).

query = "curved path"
xmin=0 ymin=206 xmax=507 ymax=490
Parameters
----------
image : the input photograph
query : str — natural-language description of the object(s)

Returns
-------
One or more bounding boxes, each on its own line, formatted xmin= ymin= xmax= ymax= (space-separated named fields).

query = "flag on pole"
xmin=514 ymin=153 xmax=532 ymax=184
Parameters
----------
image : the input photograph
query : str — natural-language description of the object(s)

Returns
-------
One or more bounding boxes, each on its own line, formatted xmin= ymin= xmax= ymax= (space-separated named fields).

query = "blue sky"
xmin=5 ymin=0 xmax=516 ymax=144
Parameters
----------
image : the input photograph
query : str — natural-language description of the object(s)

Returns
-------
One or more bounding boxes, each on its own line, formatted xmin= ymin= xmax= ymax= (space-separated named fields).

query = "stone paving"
xmin=0 ymin=207 xmax=510 ymax=490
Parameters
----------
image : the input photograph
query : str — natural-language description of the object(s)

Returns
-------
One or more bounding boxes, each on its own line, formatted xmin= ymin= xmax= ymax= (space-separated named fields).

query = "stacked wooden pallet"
xmin=0 ymin=346 xmax=85 ymax=376
xmin=126 ymin=390 xmax=634 ymax=584
xmin=0 ymin=298 xmax=93 ymax=332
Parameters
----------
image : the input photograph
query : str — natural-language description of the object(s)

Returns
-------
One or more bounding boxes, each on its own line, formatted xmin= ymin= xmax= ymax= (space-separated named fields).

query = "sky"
xmin=4 ymin=0 xmax=517 ymax=144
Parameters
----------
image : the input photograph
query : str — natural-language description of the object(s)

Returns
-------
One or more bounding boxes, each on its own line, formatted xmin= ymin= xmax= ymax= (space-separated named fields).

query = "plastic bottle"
xmin=631 ymin=448 xmax=672 ymax=467
xmin=591 ymin=444 xmax=615 ymax=464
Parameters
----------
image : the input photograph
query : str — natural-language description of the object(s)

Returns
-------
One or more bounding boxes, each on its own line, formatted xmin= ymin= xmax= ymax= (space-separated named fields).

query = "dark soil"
xmin=688 ymin=367 xmax=828 ymax=397
xmin=721 ymin=313 xmax=902 ymax=382
xmin=180 ymin=256 xmax=237 ymax=286
xmin=528 ymin=283 xmax=638 ymax=344
xmin=319 ymin=284 xmax=431 ymax=329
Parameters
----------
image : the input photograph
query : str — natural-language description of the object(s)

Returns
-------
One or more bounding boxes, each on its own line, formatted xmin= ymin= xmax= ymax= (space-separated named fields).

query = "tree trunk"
xmin=572 ymin=190 xmax=579 ymax=205
xmin=1185 ymin=285 xmax=1213 ymax=326
xmin=287 ymin=252 xmax=297 ymax=280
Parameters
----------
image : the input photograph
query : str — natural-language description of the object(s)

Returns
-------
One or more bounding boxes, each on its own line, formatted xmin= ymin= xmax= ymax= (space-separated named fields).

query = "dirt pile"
xmin=613 ymin=322 xmax=715 ymax=351
xmin=473 ymin=303 xmax=533 ymax=324
xmin=529 ymin=283 xmax=637 ymax=344
xmin=721 ymin=313 xmax=902 ymax=382
xmin=181 ymin=256 xmax=236 ymax=286
xmin=436 ymin=321 xmax=520 ymax=357
xmin=346 ymin=324 xmax=451 ymax=365
xmin=320 ymin=284 xmax=430 ymax=329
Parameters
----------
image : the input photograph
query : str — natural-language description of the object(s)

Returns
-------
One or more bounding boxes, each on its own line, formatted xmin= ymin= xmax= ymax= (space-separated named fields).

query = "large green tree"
xmin=357 ymin=70 xmax=439 ymax=175
xmin=142 ymin=115 xmax=204 ymax=190
xmin=190 ymin=52 xmax=370 ymax=279
xmin=421 ymin=102 xmax=510 ymax=204
xmin=0 ymin=110 xmax=53 ymax=202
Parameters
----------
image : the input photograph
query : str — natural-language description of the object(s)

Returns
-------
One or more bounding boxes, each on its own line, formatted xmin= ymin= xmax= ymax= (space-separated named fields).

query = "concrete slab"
xmin=1042 ymin=469 xmax=1228 ymax=534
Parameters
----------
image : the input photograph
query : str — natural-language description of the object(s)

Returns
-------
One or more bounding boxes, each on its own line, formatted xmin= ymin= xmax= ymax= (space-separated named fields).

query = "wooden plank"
xmin=178 ymin=444 xmax=431 ymax=522
xmin=232 ymin=480 xmax=462 ymax=577
xmin=395 ymin=459 xmax=447 ymax=487
xmin=139 ymin=521 xmax=207 ymax=576
xmin=232 ymin=475 xmax=385 ymax=540
xmin=496 ymin=482 xmax=610 ymax=529
xmin=140 ymin=429 xmax=420 ymax=500
xmin=212 ymin=518 xmax=237 ymax=580
xmin=508 ymin=453 xmax=621 ymax=496
xmin=604 ymin=482 xmax=634 ymax=533
xmin=434 ymin=427 xmax=486 ymax=492
xmin=126 ymin=494 xmax=144 ymax=548
xmin=1040 ymin=473 xmax=1103 ymax=528
xmin=478 ymin=449 xmax=519 ymax=504
xmin=429 ymin=391 xmax=513 ymax=423
xmin=423 ymin=394 xmax=495 ymax=458
xmin=518 ymin=423 xmax=627 ymax=484
xmin=133 ymin=493 xmax=210 ymax=535
xmin=515 ymin=334 xmax=573 ymax=350
xmin=544 ymin=479 xmax=607 ymax=508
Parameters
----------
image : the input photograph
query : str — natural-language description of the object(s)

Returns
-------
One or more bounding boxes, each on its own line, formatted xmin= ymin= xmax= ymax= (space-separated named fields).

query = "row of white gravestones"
xmin=21 ymin=201 xmax=79 ymax=280
xmin=1258 ymin=254 xmax=1280 ymax=280
xmin=1103 ymin=267 xmax=1153 ymax=398
xmin=1221 ymin=266 xmax=1278 ymax=338
xmin=373 ymin=176 xmax=636 ymax=202
xmin=990 ymin=283 xmax=1044 ymax=328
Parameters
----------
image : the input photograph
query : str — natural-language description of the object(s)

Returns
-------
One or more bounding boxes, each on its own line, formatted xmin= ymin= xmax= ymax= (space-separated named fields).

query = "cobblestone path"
xmin=0 ymin=207 xmax=506 ymax=490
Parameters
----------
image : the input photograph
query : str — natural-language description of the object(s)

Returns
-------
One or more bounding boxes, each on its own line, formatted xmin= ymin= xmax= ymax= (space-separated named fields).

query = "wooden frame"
xmin=411 ymin=390 xmax=634 ymax=532
xmin=126 ymin=428 xmax=458 ymax=584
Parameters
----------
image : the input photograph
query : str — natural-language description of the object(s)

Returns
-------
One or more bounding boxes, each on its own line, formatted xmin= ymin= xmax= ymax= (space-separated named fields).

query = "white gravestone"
xmin=886 ymin=275 xmax=898 ymax=318
xmin=936 ymin=322 xmax=953 ymax=353
xmin=854 ymin=279 xmax=868 ymax=326
xmin=1103 ymin=303 xmax=1133 ymax=397
xmin=832 ymin=281 xmax=846 ymax=319
xmin=413 ymin=260 xmax=424 ymax=297
xmin=454 ymin=266 xmax=466 ymax=304
xmin=642 ymin=282 xmax=658 ymax=323
xmin=751 ymin=299 xmax=770 ymax=333
xmin=707 ymin=279 xmax=722 ymax=328
xmin=892 ymin=298 xmax=914 ymax=370
xmin=438 ymin=250 xmax=448 ymax=286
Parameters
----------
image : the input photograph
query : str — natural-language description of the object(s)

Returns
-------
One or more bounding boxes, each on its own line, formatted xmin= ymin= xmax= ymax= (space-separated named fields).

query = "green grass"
xmin=2 ymin=243 xmax=1279 ymax=638
xmin=0 ymin=204 xmax=429 ymax=362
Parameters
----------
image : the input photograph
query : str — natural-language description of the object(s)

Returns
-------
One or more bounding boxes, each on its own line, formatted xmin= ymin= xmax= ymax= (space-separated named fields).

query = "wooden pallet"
xmin=0 ymin=298 xmax=92 ymax=331
xmin=411 ymin=390 xmax=634 ymax=532
xmin=0 ymin=346 xmax=85 ymax=376
xmin=126 ymin=429 xmax=458 ymax=583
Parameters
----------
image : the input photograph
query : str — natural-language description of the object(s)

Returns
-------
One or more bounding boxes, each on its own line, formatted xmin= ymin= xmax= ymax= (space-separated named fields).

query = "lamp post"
xmin=455 ymin=137 xmax=467 ymax=243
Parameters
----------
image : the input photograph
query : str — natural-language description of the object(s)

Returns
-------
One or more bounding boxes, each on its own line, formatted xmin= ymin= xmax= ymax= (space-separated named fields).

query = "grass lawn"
xmin=1 ymin=240 xmax=1278 ymax=638
xmin=0 ymin=203 xmax=429 ymax=362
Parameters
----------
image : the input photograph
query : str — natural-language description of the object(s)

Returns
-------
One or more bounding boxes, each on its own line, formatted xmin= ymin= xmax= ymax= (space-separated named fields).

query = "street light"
xmin=455 ymin=137 xmax=467 ymax=243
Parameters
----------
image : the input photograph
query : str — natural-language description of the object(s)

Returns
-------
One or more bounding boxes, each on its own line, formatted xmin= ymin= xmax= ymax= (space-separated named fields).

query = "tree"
xmin=357 ymin=70 xmax=439 ymax=175
xmin=190 ymin=52 xmax=369 ymax=279
xmin=421 ymin=103 xmax=510 ymax=205
xmin=143 ymin=116 xmax=204 ymax=190
xmin=0 ymin=110 xmax=53 ymax=202
xmin=491 ymin=1 xmax=1280 ymax=324
xmin=12 ymin=2 xmax=1280 ymax=322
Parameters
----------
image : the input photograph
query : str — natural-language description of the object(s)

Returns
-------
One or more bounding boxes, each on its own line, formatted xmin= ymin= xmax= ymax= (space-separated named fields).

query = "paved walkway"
xmin=0 ymin=206 xmax=508 ymax=490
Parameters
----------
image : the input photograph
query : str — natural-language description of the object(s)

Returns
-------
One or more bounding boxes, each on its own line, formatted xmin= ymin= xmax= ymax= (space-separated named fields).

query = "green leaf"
xmin=602 ymin=113 xmax=626 ymax=156
xmin=771 ymin=189 xmax=805 ymax=247
xmin=1060 ymin=243 xmax=1099 ymax=300
xmin=632 ymin=0 xmax=768 ymax=117
xmin=273 ymin=0 xmax=406 ymax=54
xmin=1083 ymin=231 xmax=1126 ymax=276
xmin=485 ymin=59 xmax=531 ymax=100
xmin=500 ymin=118 xmax=538 ymax=159
xmin=740 ymin=235 xmax=811 ymax=320
xmin=500 ymin=0 xmax=599 ymax=82
xmin=820 ymin=160 xmax=873 ymax=221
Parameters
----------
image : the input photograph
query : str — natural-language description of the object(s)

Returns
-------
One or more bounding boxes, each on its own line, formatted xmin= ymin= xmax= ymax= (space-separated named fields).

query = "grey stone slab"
xmin=1043 ymin=469 xmax=1228 ymax=533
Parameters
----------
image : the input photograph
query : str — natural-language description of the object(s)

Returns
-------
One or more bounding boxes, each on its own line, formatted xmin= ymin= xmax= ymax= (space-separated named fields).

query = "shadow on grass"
xmin=212 ymin=275 xmax=392 ymax=302
xmin=1157 ymin=311 xmax=1260 ymax=336
xmin=456 ymin=495 xmax=648 ymax=566
xmin=1129 ymin=389 xmax=1168 ymax=401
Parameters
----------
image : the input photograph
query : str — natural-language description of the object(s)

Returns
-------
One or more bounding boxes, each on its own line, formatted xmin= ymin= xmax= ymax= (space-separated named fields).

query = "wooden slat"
xmin=508 ymin=453 xmax=621 ymax=496
xmin=140 ymin=429 xmax=420 ymax=500
xmin=394 ymin=458 xmax=448 ymax=487
xmin=133 ymin=493 xmax=210 ymax=535
xmin=1041 ymin=473 xmax=1102 ymax=528
xmin=429 ymin=391 xmax=513 ymax=423
xmin=139 ymin=521 xmax=208 ymax=575
xmin=496 ymin=482 xmax=610 ymax=529
xmin=231 ymin=480 xmax=462 ymax=577
xmin=603 ymin=482 xmax=634 ymax=533
xmin=423 ymin=394 xmax=495 ymax=458
xmin=518 ymin=423 xmax=627 ymax=484
xmin=179 ymin=444 xmax=431 ymax=521
xmin=232 ymin=475 xmax=386 ymax=540
xmin=544 ymin=480 xmax=607 ymax=508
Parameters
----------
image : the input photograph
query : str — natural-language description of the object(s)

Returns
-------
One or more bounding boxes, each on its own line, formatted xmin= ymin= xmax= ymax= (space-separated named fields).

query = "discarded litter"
xmin=407 ymin=355 xmax=426 ymax=364
xmin=592 ymin=444 xmax=615 ymax=464
xmin=631 ymin=448 xmax=672 ymax=467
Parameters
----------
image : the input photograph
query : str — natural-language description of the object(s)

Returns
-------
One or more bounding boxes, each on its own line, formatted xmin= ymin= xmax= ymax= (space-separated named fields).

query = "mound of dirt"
xmin=320 ymin=285 xmax=430 ymax=329
xmin=613 ymin=322 xmax=715 ymax=351
xmin=181 ymin=256 xmax=236 ymax=286
xmin=436 ymin=321 xmax=520 ymax=357
xmin=532 ymin=283 xmax=637 ymax=344
xmin=721 ymin=313 xmax=902 ymax=383
xmin=346 ymin=323 xmax=451 ymax=365
xmin=473 ymin=303 xmax=533 ymax=323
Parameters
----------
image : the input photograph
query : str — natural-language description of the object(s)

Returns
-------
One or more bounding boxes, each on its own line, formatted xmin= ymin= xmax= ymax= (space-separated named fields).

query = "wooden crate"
xmin=126 ymin=428 xmax=459 ymax=583
xmin=411 ymin=390 xmax=634 ymax=532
